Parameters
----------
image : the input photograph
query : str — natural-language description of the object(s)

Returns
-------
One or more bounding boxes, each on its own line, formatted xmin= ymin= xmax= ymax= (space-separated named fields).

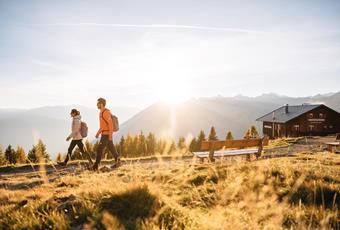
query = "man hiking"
xmin=92 ymin=98 xmax=120 ymax=171
xmin=58 ymin=109 xmax=93 ymax=166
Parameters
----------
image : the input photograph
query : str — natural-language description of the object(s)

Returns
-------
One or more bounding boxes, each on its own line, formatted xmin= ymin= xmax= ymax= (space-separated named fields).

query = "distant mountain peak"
xmin=256 ymin=93 xmax=289 ymax=99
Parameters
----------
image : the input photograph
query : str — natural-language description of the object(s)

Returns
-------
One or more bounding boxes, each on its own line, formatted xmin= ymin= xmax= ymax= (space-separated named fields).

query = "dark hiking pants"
xmin=65 ymin=139 xmax=93 ymax=164
xmin=95 ymin=135 xmax=119 ymax=165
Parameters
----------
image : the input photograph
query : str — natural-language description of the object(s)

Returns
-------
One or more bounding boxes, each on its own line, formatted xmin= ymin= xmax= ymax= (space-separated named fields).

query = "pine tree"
xmin=85 ymin=140 xmax=95 ymax=159
xmin=137 ymin=131 xmax=147 ymax=156
xmin=125 ymin=134 xmax=133 ymax=157
xmin=15 ymin=146 xmax=26 ymax=164
xmin=208 ymin=126 xmax=218 ymax=141
xmin=177 ymin=136 xmax=186 ymax=149
xmin=146 ymin=132 xmax=156 ymax=155
xmin=36 ymin=139 xmax=50 ymax=161
xmin=0 ymin=145 xmax=7 ymax=166
xmin=244 ymin=129 xmax=251 ymax=139
xmin=5 ymin=145 xmax=15 ymax=164
xmin=132 ymin=135 xmax=139 ymax=157
xmin=196 ymin=130 xmax=206 ymax=151
xmin=156 ymin=138 xmax=166 ymax=154
xmin=27 ymin=145 xmax=37 ymax=163
xmin=189 ymin=137 xmax=197 ymax=152
xmin=226 ymin=131 xmax=234 ymax=140
xmin=93 ymin=140 xmax=100 ymax=157
xmin=28 ymin=139 xmax=50 ymax=163
xmin=119 ymin=136 xmax=125 ymax=157
xmin=167 ymin=139 xmax=177 ymax=154
xmin=250 ymin=125 xmax=259 ymax=138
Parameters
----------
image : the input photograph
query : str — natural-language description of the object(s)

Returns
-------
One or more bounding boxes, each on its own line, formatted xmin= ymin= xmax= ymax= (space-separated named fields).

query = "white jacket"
xmin=68 ymin=115 xmax=83 ymax=140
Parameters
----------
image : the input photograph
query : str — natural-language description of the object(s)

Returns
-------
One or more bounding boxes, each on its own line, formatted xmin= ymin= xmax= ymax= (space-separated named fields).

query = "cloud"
xmin=24 ymin=23 xmax=265 ymax=34
xmin=31 ymin=59 xmax=64 ymax=70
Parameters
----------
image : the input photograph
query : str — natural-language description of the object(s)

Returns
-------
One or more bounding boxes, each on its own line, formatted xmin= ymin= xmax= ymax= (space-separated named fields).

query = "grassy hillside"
xmin=0 ymin=152 xmax=339 ymax=229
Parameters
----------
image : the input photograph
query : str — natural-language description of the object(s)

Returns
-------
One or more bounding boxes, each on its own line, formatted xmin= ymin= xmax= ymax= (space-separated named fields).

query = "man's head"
xmin=97 ymin=97 xmax=106 ymax=110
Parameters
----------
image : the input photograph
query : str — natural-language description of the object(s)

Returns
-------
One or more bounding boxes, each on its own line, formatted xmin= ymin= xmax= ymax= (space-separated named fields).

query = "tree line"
xmin=0 ymin=139 xmax=50 ymax=166
xmin=0 ymin=125 xmax=259 ymax=166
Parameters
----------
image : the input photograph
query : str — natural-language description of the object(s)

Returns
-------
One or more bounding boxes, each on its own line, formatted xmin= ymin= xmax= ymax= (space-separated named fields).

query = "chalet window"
xmin=319 ymin=113 xmax=324 ymax=118
xmin=329 ymin=125 xmax=333 ymax=129
xmin=324 ymin=125 xmax=327 ymax=129
xmin=308 ymin=113 xmax=313 ymax=118
xmin=293 ymin=125 xmax=299 ymax=131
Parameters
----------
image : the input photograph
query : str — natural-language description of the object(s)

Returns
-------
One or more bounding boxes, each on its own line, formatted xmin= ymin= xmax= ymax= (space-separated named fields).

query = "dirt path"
xmin=0 ymin=136 xmax=336 ymax=181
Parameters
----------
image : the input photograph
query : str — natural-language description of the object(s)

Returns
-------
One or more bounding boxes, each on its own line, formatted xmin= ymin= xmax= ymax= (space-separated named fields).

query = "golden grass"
xmin=0 ymin=152 xmax=339 ymax=229
xmin=265 ymin=137 xmax=305 ymax=149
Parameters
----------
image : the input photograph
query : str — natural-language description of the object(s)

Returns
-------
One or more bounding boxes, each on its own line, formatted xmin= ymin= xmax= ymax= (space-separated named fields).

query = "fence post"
xmin=209 ymin=141 xmax=215 ymax=162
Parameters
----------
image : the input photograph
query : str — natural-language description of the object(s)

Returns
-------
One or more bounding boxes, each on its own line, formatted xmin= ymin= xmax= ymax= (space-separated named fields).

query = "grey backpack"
xmin=80 ymin=121 xmax=88 ymax=138
xmin=102 ymin=110 xmax=119 ymax=132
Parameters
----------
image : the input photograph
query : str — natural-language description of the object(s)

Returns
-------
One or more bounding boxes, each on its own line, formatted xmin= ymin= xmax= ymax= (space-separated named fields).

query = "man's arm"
xmin=96 ymin=127 xmax=102 ymax=138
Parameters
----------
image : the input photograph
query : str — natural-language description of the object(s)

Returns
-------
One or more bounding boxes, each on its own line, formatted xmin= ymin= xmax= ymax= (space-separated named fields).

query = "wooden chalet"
xmin=256 ymin=104 xmax=340 ymax=138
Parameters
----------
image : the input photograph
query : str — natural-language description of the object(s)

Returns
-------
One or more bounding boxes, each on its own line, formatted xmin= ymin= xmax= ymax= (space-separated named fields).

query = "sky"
xmin=1 ymin=0 xmax=340 ymax=109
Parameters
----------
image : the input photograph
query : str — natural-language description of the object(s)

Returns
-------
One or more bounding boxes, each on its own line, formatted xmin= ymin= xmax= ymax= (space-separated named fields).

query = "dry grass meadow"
xmin=0 ymin=138 xmax=339 ymax=230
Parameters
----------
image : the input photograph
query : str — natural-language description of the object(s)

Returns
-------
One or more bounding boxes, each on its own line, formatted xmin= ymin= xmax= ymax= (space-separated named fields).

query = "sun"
xmin=155 ymin=80 xmax=191 ymax=105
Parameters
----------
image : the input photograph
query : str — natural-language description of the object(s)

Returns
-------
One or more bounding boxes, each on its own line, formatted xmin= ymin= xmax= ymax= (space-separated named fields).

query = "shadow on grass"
xmin=0 ymin=180 xmax=44 ymax=191
xmin=290 ymin=182 xmax=339 ymax=209
xmin=100 ymin=185 xmax=160 ymax=230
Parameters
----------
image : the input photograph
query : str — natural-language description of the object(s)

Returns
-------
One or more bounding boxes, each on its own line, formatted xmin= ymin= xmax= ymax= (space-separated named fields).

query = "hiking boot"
xmin=111 ymin=160 xmax=122 ymax=169
xmin=92 ymin=163 xmax=99 ymax=171
xmin=84 ymin=162 xmax=93 ymax=170
xmin=57 ymin=162 xmax=66 ymax=167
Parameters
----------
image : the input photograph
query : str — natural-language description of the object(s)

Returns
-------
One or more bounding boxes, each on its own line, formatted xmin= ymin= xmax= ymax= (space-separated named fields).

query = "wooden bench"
xmin=324 ymin=133 xmax=340 ymax=153
xmin=193 ymin=137 xmax=269 ymax=162
xmin=325 ymin=142 xmax=339 ymax=153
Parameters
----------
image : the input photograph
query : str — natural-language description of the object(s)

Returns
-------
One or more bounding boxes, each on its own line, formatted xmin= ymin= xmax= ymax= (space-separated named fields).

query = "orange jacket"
xmin=96 ymin=109 xmax=113 ymax=140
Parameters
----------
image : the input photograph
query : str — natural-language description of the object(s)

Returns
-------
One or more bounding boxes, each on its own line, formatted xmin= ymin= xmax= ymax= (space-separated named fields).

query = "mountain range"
xmin=1 ymin=92 xmax=339 ymax=158
xmin=115 ymin=92 xmax=340 ymax=141
xmin=0 ymin=105 xmax=139 ymax=158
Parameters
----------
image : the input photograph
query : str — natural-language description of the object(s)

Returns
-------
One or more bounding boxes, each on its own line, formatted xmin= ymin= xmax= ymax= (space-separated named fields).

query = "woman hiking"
xmin=58 ymin=109 xmax=93 ymax=166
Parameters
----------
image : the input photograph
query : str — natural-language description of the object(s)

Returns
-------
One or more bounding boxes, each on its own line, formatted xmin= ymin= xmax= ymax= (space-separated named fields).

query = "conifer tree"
xmin=226 ymin=131 xmax=234 ymax=140
xmin=119 ymin=136 xmax=126 ymax=157
xmin=28 ymin=139 xmax=50 ymax=163
xmin=177 ymin=136 xmax=186 ymax=149
xmin=244 ymin=129 xmax=251 ymax=139
xmin=250 ymin=125 xmax=259 ymax=138
xmin=0 ymin=145 xmax=7 ymax=166
xmin=146 ymin=132 xmax=156 ymax=155
xmin=189 ymin=137 xmax=197 ymax=152
xmin=196 ymin=130 xmax=207 ymax=151
xmin=15 ymin=146 xmax=26 ymax=164
xmin=168 ymin=139 xmax=177 ymax=154
xmin=208 ymin=126 xmax=218 ymax=141
xmin=5 ymin=145 xmax=15 ymax=164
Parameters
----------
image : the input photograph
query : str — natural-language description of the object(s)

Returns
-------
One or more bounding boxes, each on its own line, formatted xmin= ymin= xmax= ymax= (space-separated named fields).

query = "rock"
xmin=17 ymin=199 xmax=28 ymax=208
xmin=100 ymin=166 xmax=111 ymax=173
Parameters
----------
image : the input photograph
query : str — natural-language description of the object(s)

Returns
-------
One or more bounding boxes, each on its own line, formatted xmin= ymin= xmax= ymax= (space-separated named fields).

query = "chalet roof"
xmin=256 ymin=104 xmax=322 ymax=123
